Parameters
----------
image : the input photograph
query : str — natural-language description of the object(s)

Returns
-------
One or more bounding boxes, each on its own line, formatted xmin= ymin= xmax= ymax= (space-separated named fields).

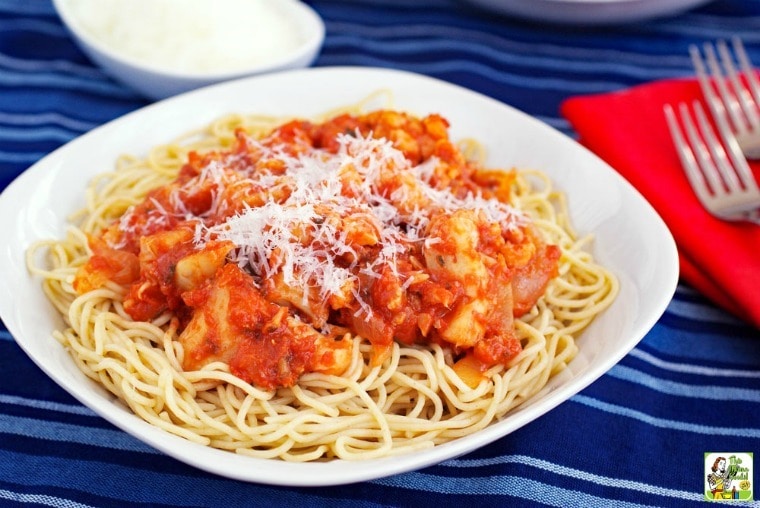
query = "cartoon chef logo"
xmin=705 ymin=452 xmax=753 ymax=501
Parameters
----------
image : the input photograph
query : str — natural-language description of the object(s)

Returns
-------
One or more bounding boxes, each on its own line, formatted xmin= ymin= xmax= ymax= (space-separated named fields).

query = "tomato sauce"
xmin=74 ymin=110 xmax=560 ymax=390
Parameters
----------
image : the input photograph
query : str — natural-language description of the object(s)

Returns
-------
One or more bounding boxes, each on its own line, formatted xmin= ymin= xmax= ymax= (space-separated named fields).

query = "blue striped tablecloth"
xmin=1 ymin=1 xmax=759 ymax=506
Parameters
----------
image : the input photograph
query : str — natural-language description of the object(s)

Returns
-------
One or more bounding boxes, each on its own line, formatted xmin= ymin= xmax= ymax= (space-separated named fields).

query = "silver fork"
xmin=664 ymin=100 xmax=760 ymax=224
xmin=691 ymin=37 xmax=760 ymax=159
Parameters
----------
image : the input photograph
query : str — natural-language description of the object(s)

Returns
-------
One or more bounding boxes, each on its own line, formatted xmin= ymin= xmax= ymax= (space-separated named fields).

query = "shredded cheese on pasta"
xmin=187 ymin=132 xmax=526 ymax=314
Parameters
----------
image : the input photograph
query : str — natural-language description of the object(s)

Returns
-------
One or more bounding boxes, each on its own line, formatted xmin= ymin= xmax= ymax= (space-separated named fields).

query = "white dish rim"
xmin=462 ymin=0 xmax=712 ymax=24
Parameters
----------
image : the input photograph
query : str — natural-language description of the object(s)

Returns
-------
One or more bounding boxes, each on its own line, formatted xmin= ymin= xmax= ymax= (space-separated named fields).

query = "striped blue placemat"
xmin=1 ymin=1 xmax=759 ymax=506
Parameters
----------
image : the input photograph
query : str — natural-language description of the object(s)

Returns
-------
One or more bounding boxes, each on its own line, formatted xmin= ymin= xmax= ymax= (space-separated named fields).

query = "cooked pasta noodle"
xmin=27 ymin=96 xmax=618 ymax=461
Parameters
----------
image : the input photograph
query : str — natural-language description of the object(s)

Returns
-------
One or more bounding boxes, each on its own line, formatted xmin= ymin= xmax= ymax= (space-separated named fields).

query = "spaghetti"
xmin=28 ymin=98 xmax=618 ymax=461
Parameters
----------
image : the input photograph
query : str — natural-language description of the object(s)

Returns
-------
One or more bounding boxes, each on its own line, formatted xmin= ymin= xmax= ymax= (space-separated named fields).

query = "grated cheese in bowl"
xmin=52 ymin=0 xmax=325 ymax=100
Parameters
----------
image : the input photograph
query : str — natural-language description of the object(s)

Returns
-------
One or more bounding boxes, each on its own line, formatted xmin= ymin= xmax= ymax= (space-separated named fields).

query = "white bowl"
xmin=52 ymin=0 xmax=325 ymax=100
xmin=0 ymin=67 xmax=678 ymax=486
xmin=462 ymin=0 xmax=712 ymax=24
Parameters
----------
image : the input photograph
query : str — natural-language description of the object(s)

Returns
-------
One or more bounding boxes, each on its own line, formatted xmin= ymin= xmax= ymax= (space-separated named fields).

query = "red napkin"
xmin=561 ymin=78 xmax=760 ymax=328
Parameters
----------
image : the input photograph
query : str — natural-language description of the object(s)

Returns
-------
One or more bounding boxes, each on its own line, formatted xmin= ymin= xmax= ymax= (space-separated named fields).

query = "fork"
xmin=690 ymin=37 xmax=760 ymax=160
xmin=664 ymin=100 xmax=760 ymax=224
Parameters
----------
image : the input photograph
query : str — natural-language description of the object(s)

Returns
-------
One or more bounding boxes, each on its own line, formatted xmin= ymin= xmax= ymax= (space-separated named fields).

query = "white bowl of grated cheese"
xmin=52 ymin=0 xmax=325 ymax=101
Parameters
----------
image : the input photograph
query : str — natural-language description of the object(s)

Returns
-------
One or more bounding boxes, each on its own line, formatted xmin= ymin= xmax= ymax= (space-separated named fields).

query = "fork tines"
xmin=690 ymin=37 xmax=760 ymax=157
xmin=664 ymin=100 xmax=760 ymax=220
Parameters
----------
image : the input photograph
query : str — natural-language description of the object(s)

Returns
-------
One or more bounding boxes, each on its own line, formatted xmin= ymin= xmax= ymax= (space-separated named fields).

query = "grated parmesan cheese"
xmin=189 ymin=132 xmax=525 ymax=312
xmin=59 ymin=0 xmax=303 ymax=74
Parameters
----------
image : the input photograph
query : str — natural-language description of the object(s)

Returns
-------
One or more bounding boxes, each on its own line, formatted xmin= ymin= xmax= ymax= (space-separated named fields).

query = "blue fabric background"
xmin=1 ymin=1 xmax=759 ymax=506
